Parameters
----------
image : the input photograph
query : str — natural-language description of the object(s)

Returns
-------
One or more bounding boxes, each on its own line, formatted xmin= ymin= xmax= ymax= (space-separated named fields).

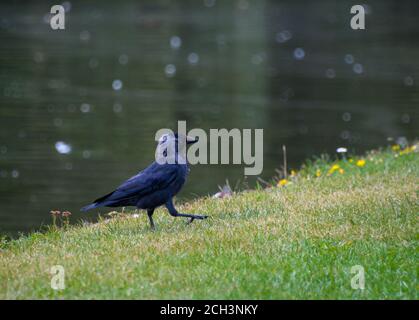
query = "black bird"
xmin=81 ymin=133 xmax=208 ymax=229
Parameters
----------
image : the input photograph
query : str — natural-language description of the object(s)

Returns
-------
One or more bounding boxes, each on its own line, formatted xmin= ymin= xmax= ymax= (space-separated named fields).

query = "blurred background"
xmin=0 ymin=0 xmax=417 ymax=236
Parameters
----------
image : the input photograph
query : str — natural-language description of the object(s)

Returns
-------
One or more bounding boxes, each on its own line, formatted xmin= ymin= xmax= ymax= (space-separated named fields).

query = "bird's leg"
xmin=165 ymin=199 xmax=208 ymax=223
xmin=147 ymin=208 xmax=155 ymax=230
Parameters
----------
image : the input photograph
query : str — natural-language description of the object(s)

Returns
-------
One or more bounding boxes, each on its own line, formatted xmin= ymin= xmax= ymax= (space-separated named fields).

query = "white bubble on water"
xmin=404 ymin=76 xmax=414 ymax=86
xmin=353 ymin=63 xmax=363 ymax=74
xmin=401 ymin=114 xmax=410 ymax=124
xmin=112 ymin=79 xmax=123 ymax=91
xmin=55 ymin=141 xmax=72 ymax=154
xmin=170 ymin=36 xmax=182 ymax=49
xmin=344 ymin=54 xmax=354 ymax=64
xmin=62 ymin=1 xmax=72 ymax=12
xmin=165 ymin=64 xmax=176 ymax=77
xmin=342 ymin=112 xmax=351 ymax=122
xmin=293 ymin=48 xmax=305 ymax=60
xmin=325 ymin=68 xmax=336 ymax=79
xmin=187 ymin=52 xmax=199 ymax=65
xmin=11 ymin=169 xmax=19 ymax=178
xmin=340 ymin=130 xmax=351 ymax=140
xmin=275 ymin=30 xmax=292 ymax=43
xmin=80 ymin=103 xmax=91 ymax=113
xmin=43 ymin=13 xmax=52 ymax=24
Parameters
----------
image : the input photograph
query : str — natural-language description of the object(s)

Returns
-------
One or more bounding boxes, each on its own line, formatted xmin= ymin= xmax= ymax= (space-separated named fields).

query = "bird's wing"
xmin=93 ymin=162 xmax=179 ymax=204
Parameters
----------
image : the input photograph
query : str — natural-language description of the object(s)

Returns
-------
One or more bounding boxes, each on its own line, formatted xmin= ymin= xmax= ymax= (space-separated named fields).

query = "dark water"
xmin=0 ymin=0 xmax=417 ymax=236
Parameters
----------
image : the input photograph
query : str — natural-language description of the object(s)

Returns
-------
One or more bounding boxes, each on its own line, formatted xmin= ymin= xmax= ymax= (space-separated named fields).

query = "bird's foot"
xmin=187 ymin=215 xmax=208 ymax=225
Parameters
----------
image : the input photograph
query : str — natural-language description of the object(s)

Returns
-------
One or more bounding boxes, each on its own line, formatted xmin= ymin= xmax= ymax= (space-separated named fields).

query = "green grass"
xmin=0 ymin=146 xmax=418 ymax=299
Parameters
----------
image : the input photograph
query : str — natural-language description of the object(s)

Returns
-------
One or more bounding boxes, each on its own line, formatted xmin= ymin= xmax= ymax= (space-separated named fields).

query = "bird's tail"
xmin=81 ymin=190 xmax=115 ymax=212
xmin=80 ymin=203 xmax=100 ymax=212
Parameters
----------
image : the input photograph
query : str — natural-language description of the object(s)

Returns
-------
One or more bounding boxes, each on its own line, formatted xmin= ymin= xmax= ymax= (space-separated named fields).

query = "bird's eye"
xmin=160 ymin=135 xmax=168 ymax=144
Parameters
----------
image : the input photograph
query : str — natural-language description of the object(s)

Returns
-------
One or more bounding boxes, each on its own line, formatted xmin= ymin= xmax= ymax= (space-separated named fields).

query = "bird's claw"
xmin=187 ymin=215 xmax=208 ymax=225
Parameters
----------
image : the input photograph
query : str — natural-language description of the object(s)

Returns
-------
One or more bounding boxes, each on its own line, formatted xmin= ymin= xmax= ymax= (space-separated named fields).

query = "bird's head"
xmin=156 ymin=132 xmax=198 ymax=164
xmin=158 ymin=133 xmax=199 ymax=146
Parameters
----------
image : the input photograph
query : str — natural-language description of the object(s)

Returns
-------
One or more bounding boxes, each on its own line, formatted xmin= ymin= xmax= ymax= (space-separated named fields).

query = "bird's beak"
xmin=186 ymin=136 xmax=199 ymax=144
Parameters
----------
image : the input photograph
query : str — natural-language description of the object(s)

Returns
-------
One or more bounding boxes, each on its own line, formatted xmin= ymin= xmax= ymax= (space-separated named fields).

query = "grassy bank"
xmin=0 ymin=145 xmax=418 ymax=299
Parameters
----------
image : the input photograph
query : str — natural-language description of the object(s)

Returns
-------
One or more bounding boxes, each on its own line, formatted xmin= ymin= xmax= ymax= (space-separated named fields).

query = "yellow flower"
xmin=290 ymin=170 xmax=297 ymax=177
xmin=339 ymin=168 xmax=345 ymax=174
xmin=278 ymin=179 xmax=288 ymax=187
xmin=391 ymin=145 xmax=400 ymax=151
xmin=356 ymin=159 xmax=366 ymax=167
xmin=328 ymin=164 xmax=340 ymax=175
xmin=315 ymin=169 xmax=321 ymax=177
xmin=399 ymin=145 xmax=417 ymax=155
xmin=348 ymin=158 xmax=353 ymax=163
